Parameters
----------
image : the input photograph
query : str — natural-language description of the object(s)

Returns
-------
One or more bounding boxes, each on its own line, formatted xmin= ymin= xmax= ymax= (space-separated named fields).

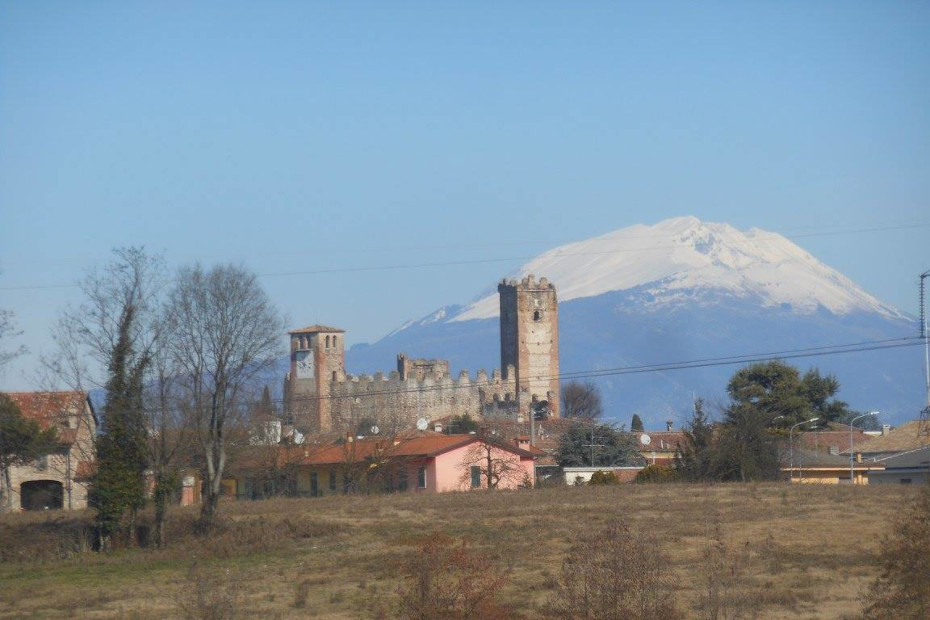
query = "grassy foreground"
xmin=0 ymin=482 xmax=917 ymax=619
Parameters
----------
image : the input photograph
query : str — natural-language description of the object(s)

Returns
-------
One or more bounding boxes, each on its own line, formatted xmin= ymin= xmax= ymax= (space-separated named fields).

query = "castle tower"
xmin=498 ymin=275 xmax=560 ymax=419
xmin=283 ymin=325 xmax=345 ymax=432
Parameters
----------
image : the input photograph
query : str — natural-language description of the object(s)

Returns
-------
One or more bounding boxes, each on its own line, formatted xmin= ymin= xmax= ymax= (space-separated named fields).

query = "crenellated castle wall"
xmin=320 ymin=365 xmax=519 ymax=433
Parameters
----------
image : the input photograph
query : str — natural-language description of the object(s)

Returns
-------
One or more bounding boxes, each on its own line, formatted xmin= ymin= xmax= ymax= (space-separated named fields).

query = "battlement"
xmin=498 ymin=274 xmax=556 ymax=292
xmin=396 ymin=353 xmax=450 ymax=381
xmin=337 ymin=366 xmax=513 ymax=394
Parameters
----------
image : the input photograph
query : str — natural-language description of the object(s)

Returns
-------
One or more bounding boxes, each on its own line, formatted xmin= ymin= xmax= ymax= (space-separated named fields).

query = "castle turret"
xmin=498 ymin=275 xmax=560 ymax=419
xmin=284 ymin=325 xmax=345 ymax=432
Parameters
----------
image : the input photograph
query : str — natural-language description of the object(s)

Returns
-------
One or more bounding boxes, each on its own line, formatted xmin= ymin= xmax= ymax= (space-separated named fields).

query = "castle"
xmin=284 ymin=275 xmax=560 ymax=434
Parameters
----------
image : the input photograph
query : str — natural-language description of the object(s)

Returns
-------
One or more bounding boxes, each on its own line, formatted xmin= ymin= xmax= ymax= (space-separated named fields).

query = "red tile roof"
xmin=798 ymin=430 xmax=873 ymax=454
xmin=297 ymin=433 xmax=535 ymax=466
xmin=855 ymin=421 xmax=929 ymax=454
xmin=5 ymin=392 xmax=89 ymax=444
xmin=288 ymin=325 xmax=345 ymax=334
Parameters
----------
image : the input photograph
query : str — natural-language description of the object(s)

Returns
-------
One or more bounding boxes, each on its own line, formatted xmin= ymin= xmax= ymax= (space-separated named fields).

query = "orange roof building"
xmin=3 ymin=391 xmax=96 ymax=511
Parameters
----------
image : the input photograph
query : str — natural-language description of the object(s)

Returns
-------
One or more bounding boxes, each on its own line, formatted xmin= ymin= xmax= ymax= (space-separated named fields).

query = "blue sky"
xmin=1 ymin=1 xmax=928 ymax=390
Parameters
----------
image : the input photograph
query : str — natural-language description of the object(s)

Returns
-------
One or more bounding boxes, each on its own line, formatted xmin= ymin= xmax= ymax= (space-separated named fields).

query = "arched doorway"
xmin=21 ymin=480 xmax=64 ymax=510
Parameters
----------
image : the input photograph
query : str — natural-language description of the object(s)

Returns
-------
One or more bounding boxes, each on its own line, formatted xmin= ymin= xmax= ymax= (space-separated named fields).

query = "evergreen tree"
xmin=631 ymin=413 xmax=644 ymax=432
xmin=556 ymin=422 xmax=643 ymax=467
xmin=675 ymin=398 xmax=717 ymax=481
xmin=90 ymin=304 xmax=149 ymax=548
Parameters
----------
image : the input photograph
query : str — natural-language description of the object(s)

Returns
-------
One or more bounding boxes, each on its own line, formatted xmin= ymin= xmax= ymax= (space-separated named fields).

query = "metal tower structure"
xmin=920 ymin=270 xmax=930 ymax=438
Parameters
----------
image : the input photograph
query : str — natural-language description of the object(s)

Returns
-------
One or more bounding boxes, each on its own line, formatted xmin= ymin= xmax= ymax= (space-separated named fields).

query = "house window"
xmin=329 ymin=471 xmax=337 ymax=491
xmin=418 ymin=466 xmax=427 ymax=489
xmin=310 ymin=472 xmax=319 ymax=497
xmin=470 ymin=466 xmax=481 ymax=489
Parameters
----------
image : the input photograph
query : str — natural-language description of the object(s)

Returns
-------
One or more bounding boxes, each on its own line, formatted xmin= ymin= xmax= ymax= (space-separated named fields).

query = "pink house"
xmin=230 ymin=433 xmax=536 ymax=498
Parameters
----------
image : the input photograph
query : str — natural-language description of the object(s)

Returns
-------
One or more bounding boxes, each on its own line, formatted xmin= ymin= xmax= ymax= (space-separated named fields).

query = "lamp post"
xmin=849 ymin=411 xmax=879 ymax=485
xmin=789 ymin=418 xmax=819 ymax=482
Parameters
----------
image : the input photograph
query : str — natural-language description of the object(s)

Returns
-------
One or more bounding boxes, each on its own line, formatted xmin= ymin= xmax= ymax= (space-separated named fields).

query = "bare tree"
xmin=166 ymin=263 xmax=284 ymax=525
xmin=561 ymin=381 xmax=603 ymax=420
xmin=0 ymin=266 xmax=28 ymax=373
xmin=458 ymin=439 xmax=525 ymax=490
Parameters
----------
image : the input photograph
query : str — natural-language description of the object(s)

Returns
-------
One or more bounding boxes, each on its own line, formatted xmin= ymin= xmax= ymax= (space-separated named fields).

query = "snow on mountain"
xmin=451 ymin=216 xmax=902 ymax=322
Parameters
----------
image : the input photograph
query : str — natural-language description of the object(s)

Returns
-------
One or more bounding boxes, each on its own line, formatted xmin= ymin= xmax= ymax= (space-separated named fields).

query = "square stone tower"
xmin=498 ymin=275 xmax=560 ymax=419
xmin=284 ymin=325 xmax=345 ymax=432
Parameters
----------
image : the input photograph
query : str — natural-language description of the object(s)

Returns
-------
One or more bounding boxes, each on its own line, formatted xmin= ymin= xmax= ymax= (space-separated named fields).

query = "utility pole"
xmin=582 ymin=426 xmax=604 ymax=467
xmin=920 ymin=270 xmax=930 ymax=437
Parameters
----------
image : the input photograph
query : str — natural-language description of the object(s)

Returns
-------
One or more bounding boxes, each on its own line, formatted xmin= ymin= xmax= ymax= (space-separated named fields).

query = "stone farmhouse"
xmin=4 ymin=391 xmax=97 ymax=511
xmin=283 ymin=275 xmax=560 ymax=434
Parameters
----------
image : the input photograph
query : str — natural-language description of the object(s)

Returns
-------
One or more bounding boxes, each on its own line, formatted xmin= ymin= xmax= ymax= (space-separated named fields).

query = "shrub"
xmin=548 ymin=521 xmax=680 ymax=619
xmin=396 ymin=531 xmax=513 ymax=619
xmin=176 ymin=562 xmax=239 ymax=620
xmin=588 ymin=470 xmax=620 ymax=486
xmin=861 ymin=482 xmax=930 ymax=619
xmin=634 ymin=464 xmax=679 ymax=484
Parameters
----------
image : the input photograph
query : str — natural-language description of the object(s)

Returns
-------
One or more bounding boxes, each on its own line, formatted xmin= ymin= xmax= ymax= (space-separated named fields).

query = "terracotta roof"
xmin=854 ymin=421 xmax=929 ymax=455
xmin=5 ymin=392 xmax=90 ymax=444
xmin=634 ymin=431 xmax=686 ymax=454
xmin=288 ymin=325 xmax=345 ymax=334
xmin=293 ymin=433 xmax=536 ymax=467
xmin=799 ymin=430 xmax=874 ymax=454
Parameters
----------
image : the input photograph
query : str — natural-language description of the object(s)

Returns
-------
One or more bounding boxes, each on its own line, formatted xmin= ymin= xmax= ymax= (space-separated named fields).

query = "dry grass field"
xmin=0 ymin=482 xmax=919 ymax=619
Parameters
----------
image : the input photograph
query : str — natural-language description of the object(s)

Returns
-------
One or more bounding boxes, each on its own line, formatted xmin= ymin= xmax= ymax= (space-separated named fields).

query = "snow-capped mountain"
xmin=347 ymin=217 xmax=922 ymax=426
xmin=453 ymin=216 xmax=902 ymax=321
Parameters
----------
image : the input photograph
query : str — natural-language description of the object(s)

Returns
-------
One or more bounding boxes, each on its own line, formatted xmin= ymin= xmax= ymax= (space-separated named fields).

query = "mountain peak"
xmin=451 ymin=217 xmax=902 ymax=322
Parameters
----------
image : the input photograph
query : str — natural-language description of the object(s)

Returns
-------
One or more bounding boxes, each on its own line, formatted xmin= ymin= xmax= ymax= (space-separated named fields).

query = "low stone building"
xmin=4 ymin=391 xmax=97 ymax=511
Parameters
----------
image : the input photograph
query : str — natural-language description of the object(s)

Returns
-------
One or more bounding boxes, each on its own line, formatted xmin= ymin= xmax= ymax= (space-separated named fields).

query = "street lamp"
xmin=789 ymin=417 xmax=819 ymax=482
xmin=849 ymin=411 xmax=879 ymax=485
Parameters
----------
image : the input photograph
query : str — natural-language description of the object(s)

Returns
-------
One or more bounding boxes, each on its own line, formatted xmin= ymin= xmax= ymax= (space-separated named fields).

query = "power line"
xmin=3 ymin=222 xmax=928 ymax=292
xmin=108 ymin=335 xmax=923 ymax=414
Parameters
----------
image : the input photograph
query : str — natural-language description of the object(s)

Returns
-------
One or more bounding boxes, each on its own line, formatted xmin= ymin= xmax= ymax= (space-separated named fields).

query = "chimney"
xmin=346 ymin=432 xmax=353 ymax=443
xmin=881 ymin=424 xmax=891 ymax=436
xmin=666 ymin=420 xmax=674 ymax=432
xmin=434 ymin=423 xmax=443 ymax=433
xmin=856 ymin=452 xmax=863 ymax=463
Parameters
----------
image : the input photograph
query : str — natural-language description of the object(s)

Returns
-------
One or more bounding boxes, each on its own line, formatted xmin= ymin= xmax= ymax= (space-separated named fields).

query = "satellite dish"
xmin=370 ymin=425 xmax=380 ymax=435
xmin=416 ymin=418 xmax=428 ymax=431
xmin=640 ymin=433 xmax=651 ymax=446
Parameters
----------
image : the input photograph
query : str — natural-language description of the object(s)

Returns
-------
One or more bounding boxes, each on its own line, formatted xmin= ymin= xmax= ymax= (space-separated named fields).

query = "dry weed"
xmin=548 ymin=520 xmax=680 ymax=619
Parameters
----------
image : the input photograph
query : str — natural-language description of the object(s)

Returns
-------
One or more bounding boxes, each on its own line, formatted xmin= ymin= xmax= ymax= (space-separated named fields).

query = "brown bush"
xmin=634 ymin=464 xmax=679 ymax=484
xmin=176 ymin=562 xmax=239 ymax=620
xmin=548 ymin=521 xmax=679 ymax=619
xmin=861 ymin=482 xmax=930 ymax=619
xmin=587 ymin=470 xmax=620 ymax=485
xmin=396 ymin=531 xmax=514 ymax=619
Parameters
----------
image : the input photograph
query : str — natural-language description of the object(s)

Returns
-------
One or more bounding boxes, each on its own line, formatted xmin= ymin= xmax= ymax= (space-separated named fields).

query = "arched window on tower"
xmin=326 ymin=335 xmax=330 ymax=348
xmin=332 ymin=335 xmax=337 ymax=348
xmin=533 ymin=310 xmax=541 ymax=322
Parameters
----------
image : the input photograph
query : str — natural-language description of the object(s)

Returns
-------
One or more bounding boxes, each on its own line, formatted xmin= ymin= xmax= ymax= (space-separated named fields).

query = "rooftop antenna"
xmin=920 ymin=270 xmax=930 ymax=438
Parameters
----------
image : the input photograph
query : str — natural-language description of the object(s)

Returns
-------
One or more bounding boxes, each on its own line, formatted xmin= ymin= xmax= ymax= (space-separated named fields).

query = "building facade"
xmin=3 ymin=392 xmax=97 ymax=511
xmin=284 ymin=275 xmax=560 ymax=433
